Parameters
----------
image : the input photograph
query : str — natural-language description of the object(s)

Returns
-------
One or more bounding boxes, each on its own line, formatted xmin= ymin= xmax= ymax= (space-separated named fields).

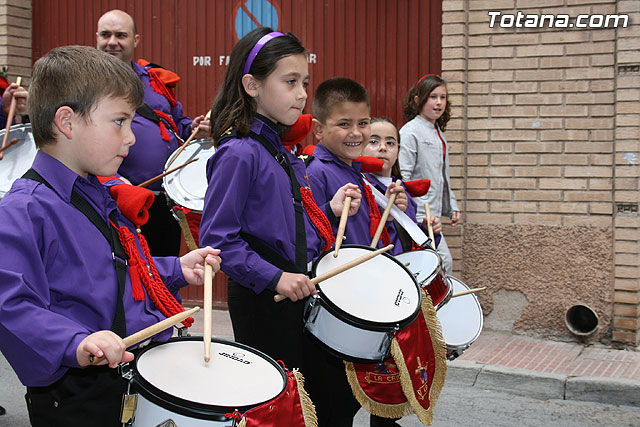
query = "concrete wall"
xmin=442 ymin=0 xmax=639 ymax=345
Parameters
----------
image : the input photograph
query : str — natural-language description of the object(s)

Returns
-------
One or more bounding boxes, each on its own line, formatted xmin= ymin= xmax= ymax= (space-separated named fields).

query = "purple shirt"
xmin=0 ymin=151 xmax=187 ymax=386
xmin=199 ymin=117 xmax=325 ymax=294
xmin=117 ymin=61 xmax=193 ymax=190
xmin=306 ymin=143 xmax=389 ymax=251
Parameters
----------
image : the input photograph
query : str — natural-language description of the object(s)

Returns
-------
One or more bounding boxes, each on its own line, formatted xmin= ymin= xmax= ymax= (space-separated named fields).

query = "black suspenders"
xmin=22 ymin=169 xmax=129 ymax=337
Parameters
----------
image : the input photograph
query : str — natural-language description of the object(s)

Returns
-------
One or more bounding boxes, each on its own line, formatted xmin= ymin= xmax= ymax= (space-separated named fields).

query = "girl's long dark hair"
xmin=402 ymin=75 xmax=451 ymax=131
xmin=210 ymin=27 xmax=307 ymax=145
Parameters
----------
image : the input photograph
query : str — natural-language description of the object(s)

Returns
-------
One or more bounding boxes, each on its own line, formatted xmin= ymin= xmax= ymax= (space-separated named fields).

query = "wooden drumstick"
xmin=89 ymin=306 xmax=201 ymax=364
xmin=274 ymin=244 xmax=394 ymax=302
xmin=451 ymin=287 xmax=486 ymax=298
xmin=203 ymin=262 xmax=214 ymax=363
xmin=0 ymin=77 xmax=22 ymax=161
xmin=0 ymin=138 xmax=19 ymax=154
xmin=424 ymin=203 xmax=435 ymax=250
xmin=333 ymin=196 xmax=351 ymax=257
xmin=137 ymin=157 xmax=199 ymax=188
xmin=165 ymin=110 xmax=211 ymax=170
xmin=370 ymin=179 xmax=401 ymax=248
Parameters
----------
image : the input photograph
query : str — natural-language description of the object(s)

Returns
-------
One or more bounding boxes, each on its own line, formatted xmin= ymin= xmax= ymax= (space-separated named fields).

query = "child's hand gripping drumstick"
xmin=89 ymin=306 xmax=201 ymax=365
xmin=333 ymin=196 xmax=351 ymax=257
xmin=274 ymin=244 xmax=394 ymax=302
xmin=0 ymin=77 xmax=22 ymax=161
xmin=203 ymin=262 xmax=215 ymax=363
xmin=370 ymin=180 xmax=401 ymax=248
xmin=425 ymin=203 xmax=435 ymax=250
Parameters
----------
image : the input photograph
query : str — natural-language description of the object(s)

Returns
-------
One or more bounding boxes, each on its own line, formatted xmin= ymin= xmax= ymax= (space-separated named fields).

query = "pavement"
xmin=187 ymin=308 xmax=640 ymax=408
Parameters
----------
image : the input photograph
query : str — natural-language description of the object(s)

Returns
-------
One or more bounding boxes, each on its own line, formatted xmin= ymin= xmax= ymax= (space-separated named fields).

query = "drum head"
xmin=162 ymin=139 xmax=215 ymax=212
xmin=395 ymin=249 xmax=440 ymax=285
xmin=0 ymin=124 xmax=37 ymax=199
xmin=134 ymin=338 xmax=286 ymax=410
xmin=438 ymin=276 xmax=483 ymax=348
xmin=313 ymin=245 xmax=420 ymax=325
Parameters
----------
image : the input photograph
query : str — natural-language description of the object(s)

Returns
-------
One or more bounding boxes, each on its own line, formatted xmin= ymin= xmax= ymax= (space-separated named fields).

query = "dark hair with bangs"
xmin=402 ymin=75 xmax=451 ymax=131
xmin=28 ymin=45 xmax=144 ymax=148
xmin=210 ymin=27 xmax=307 ymax=145
xmin=371 ymin=117 xmax=401 ymax=178
xmin=312 ymin=77 xmax=370 ymax=124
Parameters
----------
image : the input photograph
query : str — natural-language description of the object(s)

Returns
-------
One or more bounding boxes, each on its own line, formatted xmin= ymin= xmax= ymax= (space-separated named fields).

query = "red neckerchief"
xmin=147 ymin=67 xmax=178 ymax=108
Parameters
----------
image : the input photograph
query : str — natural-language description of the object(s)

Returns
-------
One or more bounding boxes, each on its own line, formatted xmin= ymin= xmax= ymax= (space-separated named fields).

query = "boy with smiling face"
xmin=304 ymin=77 xmax=408 ymax=426
xmin=0 ymin=46 xmax=220 ymax=426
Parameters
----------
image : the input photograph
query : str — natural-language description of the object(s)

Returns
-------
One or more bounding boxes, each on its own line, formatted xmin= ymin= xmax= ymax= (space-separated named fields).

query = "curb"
xmin=446 ymin=360 xmax=640 ymax=407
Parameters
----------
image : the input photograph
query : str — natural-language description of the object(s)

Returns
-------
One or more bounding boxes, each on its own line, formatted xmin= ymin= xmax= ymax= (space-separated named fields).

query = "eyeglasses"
xmin=369 ymin=138 xmax=398 ymax=148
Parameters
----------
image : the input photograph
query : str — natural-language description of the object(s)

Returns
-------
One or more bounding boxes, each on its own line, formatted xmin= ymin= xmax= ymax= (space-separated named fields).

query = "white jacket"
xmin=398 ymin=115 xmax=459 ymax=220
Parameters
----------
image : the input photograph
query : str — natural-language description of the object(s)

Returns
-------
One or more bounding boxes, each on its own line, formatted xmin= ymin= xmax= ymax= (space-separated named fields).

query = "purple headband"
xmin=243 ymin=31 xmax=285 ymax=76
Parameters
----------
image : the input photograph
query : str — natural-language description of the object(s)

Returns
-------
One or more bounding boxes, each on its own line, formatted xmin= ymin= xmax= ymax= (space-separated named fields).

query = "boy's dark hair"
xmin=28 ymin=45 xmax=144 ymax=148
xmin=371 ymin=117 xmax=401 ymax=178
xmin=402 ymin=75 xmax=451 ymax=131
xmin=312 ymin=77 xmax=370 ymax=124
xmin=210 ymin=27 xmax=307 ymax=145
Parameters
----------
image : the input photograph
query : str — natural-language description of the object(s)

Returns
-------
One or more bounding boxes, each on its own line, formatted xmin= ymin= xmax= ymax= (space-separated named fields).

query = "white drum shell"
xmin=162 ymin=139 xmax=215 ymax=212
xmin=0 ymin=124 xmax=37 ymax=199
xmin=304 ymin=246 xmax=421 ymax=362
xmin=438 ymin=276 xmax=483 ymax=360
xmin=127 ymin=338 xmax=286 ymax=425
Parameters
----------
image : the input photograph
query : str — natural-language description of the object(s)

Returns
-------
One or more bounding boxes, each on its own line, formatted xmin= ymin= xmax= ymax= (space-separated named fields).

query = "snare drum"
xmin=123 ymin=337 xmax=286 ymax=426
xmin=395 ymin=249 xmax=451 ymax=309
xmin=162 ymin=139 xmax=216 ymax=213
xmin=0 ymin=124 xmax=37 ymax=199
xmin=303 ymin=245 xmax=421 ymax=363
xmin=437 ymin=276 xmax=483 ymax=360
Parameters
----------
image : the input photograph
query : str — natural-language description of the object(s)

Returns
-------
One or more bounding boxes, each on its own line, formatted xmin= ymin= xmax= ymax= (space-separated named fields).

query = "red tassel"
xmin=361 ymin=180 xmax=390 ymax=246
xmin=158 ymin=121 xmax=170 ymax=142
xmin=300 ymin=187 xmax=335 ymax=251
xmin=116 ymin=225 xmax=193 ymax=328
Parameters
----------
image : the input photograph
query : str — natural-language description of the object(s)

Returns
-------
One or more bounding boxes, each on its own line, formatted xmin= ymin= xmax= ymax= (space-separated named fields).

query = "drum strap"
xmin=21 ymin=169 xmax=128 ymax=338
xmin=136 ymin=103 xmax=181 ymax=143
xmin=249 ymin=130 xmax=308 ymax=274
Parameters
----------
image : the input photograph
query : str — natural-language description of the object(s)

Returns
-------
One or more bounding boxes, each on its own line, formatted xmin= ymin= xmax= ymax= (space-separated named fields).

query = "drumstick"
xmin=203 ymin=262 xmax=214 ymax=363
xmin=165 ymin=110 xmax=211 ymax=170
xmin=89 ymin=306 xmax=200 ymax=364
xmin=137 ymin=157 xmax=199 ymax=188
xmin=451 ymin=287 xmax=486 ymax=298
xmin=274 ymin=244 xmax=394 ymax=302
xmin=0 ymin=138 xmax=19 ymax=154
xmin=333 ymin=196 xmax=351 ymax=257
xmin=370 ymin=179 xmax=401 ymax=248
xmin=0 ymin=77 xmax=22 ymax=160
xmin=424 ymin=203 xmax=435 ymax=250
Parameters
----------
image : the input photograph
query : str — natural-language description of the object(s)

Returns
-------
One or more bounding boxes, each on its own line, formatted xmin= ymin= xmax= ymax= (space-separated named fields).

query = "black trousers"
xmin=140 ymin=192 xmax=182 ymax=257
xmin=25 ymin=366 xmax=127 ymax=427
xmin=303 ymin=336 xmax=361 ymax=426
xmin=227 ymin=278 xmax=307 ymax=371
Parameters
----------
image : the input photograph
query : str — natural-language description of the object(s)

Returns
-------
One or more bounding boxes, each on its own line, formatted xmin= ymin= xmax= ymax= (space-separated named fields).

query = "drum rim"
xmin=303 ymin=326 xmax=390 ymax=364
xmin=128 ymin=336 xmax=287 ymax=421
xmin=310 ymin=244 xmax=422 ymax=330
xmin=162 ymin=138 xmax=214 ymax=213
xmin=395 ymin=248 xmax=443 ymax=285
xmin=441 ymin=275 xmax=484 ymax=348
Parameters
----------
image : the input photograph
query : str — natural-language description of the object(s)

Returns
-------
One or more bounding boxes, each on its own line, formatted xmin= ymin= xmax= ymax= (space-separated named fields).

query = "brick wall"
xmin=442 ymin=0 xmax=639 ymax=345
xmin=0 ymin=0 xmax=32 ymax=87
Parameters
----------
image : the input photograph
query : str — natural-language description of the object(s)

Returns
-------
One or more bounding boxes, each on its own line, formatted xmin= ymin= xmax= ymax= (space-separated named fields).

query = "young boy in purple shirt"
xmin=304 ymin=77 xmax=409 ymax=426
xmin=0 ymin=45 xmax=220 ymax=427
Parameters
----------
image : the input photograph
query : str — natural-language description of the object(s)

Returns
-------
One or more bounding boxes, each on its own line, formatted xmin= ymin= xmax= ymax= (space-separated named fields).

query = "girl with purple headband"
xmin=200 ymin=27 xmax=361 ymax=376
